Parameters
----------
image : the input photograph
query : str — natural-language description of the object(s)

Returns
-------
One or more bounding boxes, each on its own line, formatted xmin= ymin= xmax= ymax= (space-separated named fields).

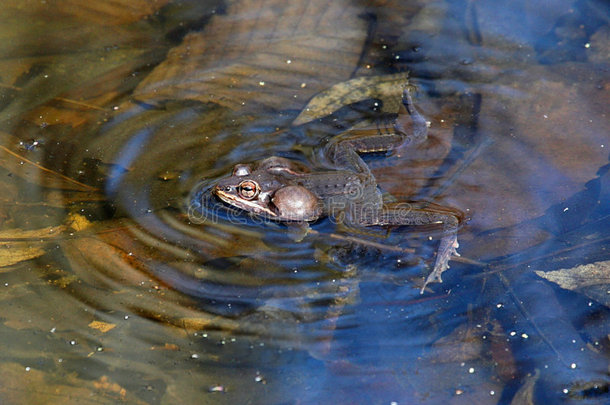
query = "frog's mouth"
xmin=214 ymin=187 xmax=279 ymax=218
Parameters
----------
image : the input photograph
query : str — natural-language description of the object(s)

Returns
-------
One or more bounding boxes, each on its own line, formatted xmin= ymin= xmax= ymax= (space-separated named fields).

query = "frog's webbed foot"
xmin=371 ymin=203 xmax=461 ymax=293
xmin=420 ymin=231 xmax=460 ymax=294
xmin=395 ymin=87 xmax=429 ymax=147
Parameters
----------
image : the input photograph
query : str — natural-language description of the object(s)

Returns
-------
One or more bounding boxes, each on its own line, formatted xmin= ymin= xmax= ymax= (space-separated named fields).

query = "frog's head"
xmin=213 ymin=157 xmax=320 ymax=221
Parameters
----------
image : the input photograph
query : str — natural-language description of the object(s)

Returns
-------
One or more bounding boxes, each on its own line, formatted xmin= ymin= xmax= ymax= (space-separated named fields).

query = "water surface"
xmin=0 ymin=0 xmax=608 ymax=404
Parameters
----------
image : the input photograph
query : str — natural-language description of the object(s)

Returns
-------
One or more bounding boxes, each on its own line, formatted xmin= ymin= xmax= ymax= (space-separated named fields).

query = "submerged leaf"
xmin=58 ymin=0 xmax=170 ymax=25
xmin=293 ymin=73 xmax=410 ymax=125
xmin=134 ymin=0 xmax=367 ymax=112
xmin=0 ymin=225 xmax=66 ymax=240
xmin=535 ymin=260 xmax=610 ymax=307
xmin=0 ymin=243 xmax=45 ymax=269
xmin=88 ymin=320 xmax=117 ymax=333
xmin=535 ymin=261 xmax=610 ymax=289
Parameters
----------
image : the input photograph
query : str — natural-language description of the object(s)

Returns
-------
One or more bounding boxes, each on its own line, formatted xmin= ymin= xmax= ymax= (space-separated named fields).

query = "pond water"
xmin=0 ymin=0 xmax=608 ymax=404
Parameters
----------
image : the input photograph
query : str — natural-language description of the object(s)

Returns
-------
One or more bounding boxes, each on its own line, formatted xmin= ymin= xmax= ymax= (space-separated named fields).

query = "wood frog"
xmin=213 ymin=88 xmax=461 ymax=292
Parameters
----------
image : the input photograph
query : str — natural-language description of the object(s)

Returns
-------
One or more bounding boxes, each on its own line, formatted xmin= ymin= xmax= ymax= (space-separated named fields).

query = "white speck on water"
xmin=496 ymin=303 xmax=503 ymax=308
xmin=510 ymin=331 xmax=516 ymax=336
xmin=468 ymin=367 xmax=475 ymax=374
xmin=490 ymin=391 xmax=495 ymax=396
xmin=258 ymin=81 xmax=265 ymax=86
xmin=563 ymin=388 xmax=569 ymax=394
xmin=563 ymin=207 xmax=569 ymax=212
xmin=190 ymin=353 xmax=199 ymax=359
xmin=25 ymin=366 xmax=31 ymax=371
xmin=254 ymin=371 xmax=265 ymax=383
xmin=300 ymin=83 xmax=307 ymax=88
xmin=584 ymin=43 xmax=590 ymax=48
xmin=286 ymin=59 xmax=291 ymax=64
xmin=570 ymin=363 xmax=577 ymax=369
xmin=521 ymin=333 xmax=529 ymax=339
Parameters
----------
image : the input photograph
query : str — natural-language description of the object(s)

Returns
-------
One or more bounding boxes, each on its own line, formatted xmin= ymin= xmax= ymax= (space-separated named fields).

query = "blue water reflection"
xmin=0 ymin=0 xmax=608 ymax=403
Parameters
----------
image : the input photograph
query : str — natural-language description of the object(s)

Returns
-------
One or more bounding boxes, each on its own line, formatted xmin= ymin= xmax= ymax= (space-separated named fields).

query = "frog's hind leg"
xmin=371 ymin=203 xmax=460 ymax=294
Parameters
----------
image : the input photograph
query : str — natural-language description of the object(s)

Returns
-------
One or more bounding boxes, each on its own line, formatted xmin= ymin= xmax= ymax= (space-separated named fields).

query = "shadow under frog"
xmin=212 ymin=88 xmax=461 ymax=293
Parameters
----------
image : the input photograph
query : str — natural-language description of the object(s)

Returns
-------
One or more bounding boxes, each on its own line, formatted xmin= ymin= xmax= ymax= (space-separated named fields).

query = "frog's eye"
xmin=238 ymin=180 xmax=259 ymax=200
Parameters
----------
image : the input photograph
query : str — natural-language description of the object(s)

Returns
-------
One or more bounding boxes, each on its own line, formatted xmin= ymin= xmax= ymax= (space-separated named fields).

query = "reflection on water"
xmin=0 ymin=0 xmax=609 ymax=403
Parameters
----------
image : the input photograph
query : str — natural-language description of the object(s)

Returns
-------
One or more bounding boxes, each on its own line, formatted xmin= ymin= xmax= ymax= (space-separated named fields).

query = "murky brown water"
xmin=1 ymin=0 xmax=609 ymax=404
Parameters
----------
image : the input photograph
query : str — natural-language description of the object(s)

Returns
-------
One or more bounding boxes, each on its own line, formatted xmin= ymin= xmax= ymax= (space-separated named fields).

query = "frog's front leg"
xmin=321 ymin=87 xmax=429 ymax=175
xmin=361 ymin=203 xmax=460 ymax=294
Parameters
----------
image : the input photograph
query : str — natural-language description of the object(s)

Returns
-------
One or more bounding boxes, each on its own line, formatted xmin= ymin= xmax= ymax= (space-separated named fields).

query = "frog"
xmin=213 ymin=87 xmax=461 ymax=293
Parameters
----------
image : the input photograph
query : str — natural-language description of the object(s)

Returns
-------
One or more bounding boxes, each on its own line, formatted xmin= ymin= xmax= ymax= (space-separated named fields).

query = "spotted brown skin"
xmin=212 ymin=89 xmax=461 ymax=292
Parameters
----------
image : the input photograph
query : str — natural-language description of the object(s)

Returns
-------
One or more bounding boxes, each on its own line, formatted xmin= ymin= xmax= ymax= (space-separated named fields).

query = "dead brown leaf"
xmin=88 ymin=320 xmax=117 ymax=333
xmin=431 ymin=322 xmax=484 ymax=363
xmin=66 ymin=213 xmax=93 ymax=232
xmin=461 ymin=64 xmax=609 ymax=232
xmin=0 ymin=243 xmax=45 ymax=269
xmin=134 ymin=0 xmax=367 ymax=112
xmin=535 ymin=260 xmax=610 ymax=307
xmin=2 ymin=0 xmax=169 ymax=27
xmin=293 ymin=73 xmax=409 ymax=125
xmin=58 ymin=0 xmax=171 ymax=26
xmin=0 ymin=225 xmax=66 ymax=240
xmin=535 ymin=260 xmax=610 ymax=290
